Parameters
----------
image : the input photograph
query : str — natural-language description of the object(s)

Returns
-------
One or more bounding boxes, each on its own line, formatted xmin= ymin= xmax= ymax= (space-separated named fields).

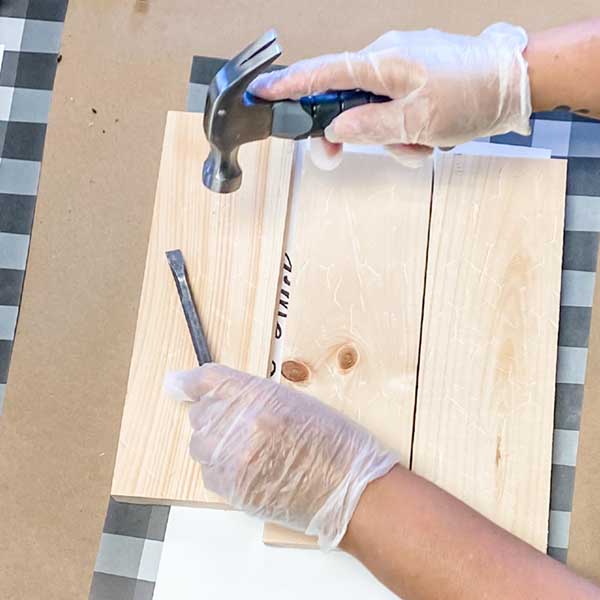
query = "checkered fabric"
xmin=488 ymin=111 xmax=600 ymax=561
xmin=89 ymin=498 xmax=169 ymax=600
xmin=0 ymin=0 xmax=67 ymax=414
xmin=88 ymin=58 xmax=598 ymax=599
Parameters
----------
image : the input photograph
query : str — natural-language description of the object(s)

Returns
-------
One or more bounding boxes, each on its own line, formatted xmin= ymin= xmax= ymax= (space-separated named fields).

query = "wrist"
xmin=524 ymin=23 xmax=593 ymax=114
xmin=524 ymin=30 xmax=558 ymax=112
xmin=340 ymin=464 xmax=406 ymax=557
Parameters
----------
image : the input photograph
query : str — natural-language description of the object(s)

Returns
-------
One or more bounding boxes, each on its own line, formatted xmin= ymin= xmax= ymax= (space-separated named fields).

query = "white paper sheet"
xmin=154 ymin=507 xmax=397 ymax=600
xmin=447 ymin=140 xmax=551 ymax=159
xmin=345 ymin=141 xmax=551 ymax=159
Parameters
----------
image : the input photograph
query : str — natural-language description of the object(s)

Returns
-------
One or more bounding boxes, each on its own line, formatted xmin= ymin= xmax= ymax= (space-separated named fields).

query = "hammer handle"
xmin=300 ymin=90 xmax=390 ymax=137
xmin=270 ymin=90 xmax=390 ymax=141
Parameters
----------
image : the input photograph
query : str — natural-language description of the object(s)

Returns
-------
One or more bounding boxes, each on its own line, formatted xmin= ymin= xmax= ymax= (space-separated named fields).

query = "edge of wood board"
xmin=263 ymin=523 xmax=318 ymax=548
xmin=111 ymin=494 xmax=231 ymax=509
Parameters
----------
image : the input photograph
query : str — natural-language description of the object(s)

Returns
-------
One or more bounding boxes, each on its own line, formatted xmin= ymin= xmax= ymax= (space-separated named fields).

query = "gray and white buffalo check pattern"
xmin=0 ymin=16 xmax=596 ymax=594
xmin=0 ymin=0 xmax=66 ymax=414
xmin=90 ymin=500 xmax=169 ymax=599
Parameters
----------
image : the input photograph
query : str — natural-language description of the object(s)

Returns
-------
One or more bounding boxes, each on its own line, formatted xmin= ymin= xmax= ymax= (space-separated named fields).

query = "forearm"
xmin=341 ymin=466 xmax=599 ymax=600
xmin=526 ymin=19 xmax=600 ymax=118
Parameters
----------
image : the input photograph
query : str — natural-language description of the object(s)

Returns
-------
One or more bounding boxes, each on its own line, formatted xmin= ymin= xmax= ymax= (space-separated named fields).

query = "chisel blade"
xmin=166 ymin=249 xmax=212 ymax=365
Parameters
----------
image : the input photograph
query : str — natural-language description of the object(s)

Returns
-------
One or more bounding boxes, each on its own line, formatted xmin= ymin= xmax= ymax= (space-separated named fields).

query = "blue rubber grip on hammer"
xmin=299 ymin=90 xmax=390 ymax=137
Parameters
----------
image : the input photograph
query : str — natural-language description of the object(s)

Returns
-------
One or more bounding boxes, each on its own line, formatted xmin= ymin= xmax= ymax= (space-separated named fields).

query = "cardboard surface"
xmin=0 ymin=2 xmax=598 ymax=599
xmin=569 ymin=251 xmax=600 ymax=585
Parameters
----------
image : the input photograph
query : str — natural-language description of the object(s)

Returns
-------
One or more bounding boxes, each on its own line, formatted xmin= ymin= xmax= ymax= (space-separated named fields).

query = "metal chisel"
xmin=165 ymin=249 xmax=212 ymax=365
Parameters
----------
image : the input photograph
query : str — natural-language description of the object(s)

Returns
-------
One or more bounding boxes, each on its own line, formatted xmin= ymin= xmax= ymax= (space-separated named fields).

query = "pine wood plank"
xmin=111 ymin=111 xmax=294 ymax=505
xmin=263 ymin=523 xmax=318 ymax=548
xmin=264 ymin=150 xmax=434 ymax=546
xmin=412 ymin=154 xmax=566 ymax=551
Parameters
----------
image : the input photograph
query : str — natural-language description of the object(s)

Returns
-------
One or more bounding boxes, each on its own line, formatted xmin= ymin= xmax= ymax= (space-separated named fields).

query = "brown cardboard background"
xmin=0 ymin=2 xmax=598 ymax=599
xmin=568 ymin=250 xmax=600 ymax=585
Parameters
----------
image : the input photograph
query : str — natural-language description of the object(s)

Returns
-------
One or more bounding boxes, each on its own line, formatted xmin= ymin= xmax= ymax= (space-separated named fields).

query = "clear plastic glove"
xmin=249 ymin=23 xmax=532 ymax=168
xmin=165 ymin=363 xmax=398 ymax=550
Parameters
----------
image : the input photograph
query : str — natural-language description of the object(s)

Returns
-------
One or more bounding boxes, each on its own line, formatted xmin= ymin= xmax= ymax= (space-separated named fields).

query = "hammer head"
xmin=203 ymin=30 xmax=282 ymax=193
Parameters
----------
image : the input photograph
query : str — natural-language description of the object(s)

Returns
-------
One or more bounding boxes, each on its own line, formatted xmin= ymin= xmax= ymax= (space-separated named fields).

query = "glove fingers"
xmin=190 ymin=428 xmax=222 ymax=465
xmin=325 ymin=101 xmax=405 ymax=145
xmin=163 ymin=368 xmax=209 ymax=403
xmin=384 ymin=143 xmax=433 ymax=168
xmin=248 ymin=52 xmax=387 ymax=101
xmin=189 ymin=394 xmax=263 ymax=463
xmin=309 ymin=137 xmax=343 ymax=171
xmin=165 ymin=363 xmax=258 ymax=402
xmin=201 ymin=463 xmax=230 ymax=499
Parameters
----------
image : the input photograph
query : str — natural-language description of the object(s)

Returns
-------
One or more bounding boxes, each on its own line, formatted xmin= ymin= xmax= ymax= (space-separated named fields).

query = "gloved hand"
xmin=249 ymin=23 xmax=532 ymax=168
xmin=165 ymin=363 xmax=398 ymax=550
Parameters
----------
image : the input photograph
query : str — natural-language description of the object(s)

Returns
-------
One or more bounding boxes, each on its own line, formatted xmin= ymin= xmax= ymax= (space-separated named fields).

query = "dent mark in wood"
xmin=496 ymin=435 xmax=502 ymax=467
xmin=281 ymin=360 xmax=310 ymax=383
xmin=336 ymin=343 xmax=359 ymax=372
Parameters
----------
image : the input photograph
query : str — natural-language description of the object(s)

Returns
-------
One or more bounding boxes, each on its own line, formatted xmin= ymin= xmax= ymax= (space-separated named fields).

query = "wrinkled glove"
xmin=165 ymin=363 xmax=398 ymax=550
xmin=249 ymin=23 xmax=531 ymax=168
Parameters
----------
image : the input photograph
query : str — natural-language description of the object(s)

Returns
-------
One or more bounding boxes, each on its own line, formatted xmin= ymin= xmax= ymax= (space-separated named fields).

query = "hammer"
xmin=202 ymin=29 xmax=390 ymax=193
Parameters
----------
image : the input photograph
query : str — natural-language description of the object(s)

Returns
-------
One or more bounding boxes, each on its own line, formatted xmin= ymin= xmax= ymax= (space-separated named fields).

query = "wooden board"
xmin=111 ymin=111 xmax=294 ymax=505
xmin=412 ymin=154 xmax=566 ymax=552
xmin=264 ymin=149 xmax=434 ymax=546
xmin=263 ymin=522 xmax=319 ymax=548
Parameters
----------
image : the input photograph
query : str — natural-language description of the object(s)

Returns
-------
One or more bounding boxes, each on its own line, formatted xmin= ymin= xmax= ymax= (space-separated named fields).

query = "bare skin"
xmin=526 ymin=19 xmax=600 ymax=118
xmin=342 ymin=466 xmax=600 ymax=599
xmin=338 ymin=21 xmax=600 ymax=598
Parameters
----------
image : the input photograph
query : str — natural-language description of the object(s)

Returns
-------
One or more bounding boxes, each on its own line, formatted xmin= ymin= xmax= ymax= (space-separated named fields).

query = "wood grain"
xmin=111 ymin=111 xmax=294 ymax=505
xmin=264 ymin=149 xmax=433 ymax=547
xmin=412 ymin=154 xmax=566 ymax=551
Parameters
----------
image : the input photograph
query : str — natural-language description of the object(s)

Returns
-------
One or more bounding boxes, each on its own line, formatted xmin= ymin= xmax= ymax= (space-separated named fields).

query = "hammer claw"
xmin=232 ymin=28 xmax=279 ymax=68
xmin=225 ymin=29 xmax=281 ymax=88
xmin=239 ymin=41 xmax=281 ymax=76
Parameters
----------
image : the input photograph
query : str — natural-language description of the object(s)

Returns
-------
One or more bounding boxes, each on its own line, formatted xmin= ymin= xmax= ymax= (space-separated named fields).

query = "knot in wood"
xmin=337 ymin=343 xmax=359 ymax=372
xmin=281 ymin=360 xmax=310 ymax=383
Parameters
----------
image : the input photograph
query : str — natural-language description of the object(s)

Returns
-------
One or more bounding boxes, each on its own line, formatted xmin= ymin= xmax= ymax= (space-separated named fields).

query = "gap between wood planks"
xmin=263 ymin=144 xmax=434 ymax=547
xmin=270 ymin=146 xmax=437 ymax=468
xmin=409 ymin=162 xmax=436 ymax=470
